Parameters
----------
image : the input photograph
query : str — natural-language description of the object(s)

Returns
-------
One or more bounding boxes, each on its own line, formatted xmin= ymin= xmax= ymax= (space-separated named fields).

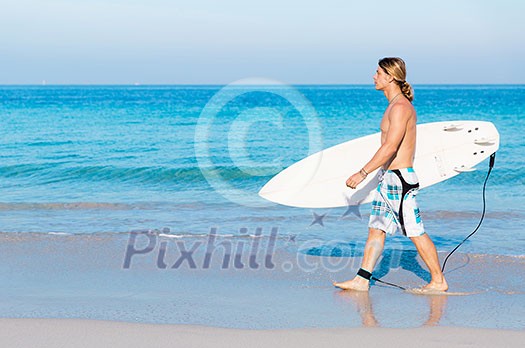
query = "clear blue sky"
xmin=1 ymin=0 xmax=523 ymax=84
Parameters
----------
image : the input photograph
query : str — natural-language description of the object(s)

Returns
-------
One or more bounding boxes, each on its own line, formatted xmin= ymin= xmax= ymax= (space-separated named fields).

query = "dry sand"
xmin=1 ymin=318 xmax=523 ymax=348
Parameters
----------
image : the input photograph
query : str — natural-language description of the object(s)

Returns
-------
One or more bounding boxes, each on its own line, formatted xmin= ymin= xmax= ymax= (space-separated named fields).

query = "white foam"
xmin=158 ymin=233 xmax=184 ymax=239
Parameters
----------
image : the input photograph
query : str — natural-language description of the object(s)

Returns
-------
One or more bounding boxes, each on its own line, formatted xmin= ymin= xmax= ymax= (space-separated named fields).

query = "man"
xmin=333 ymin=57 xmax=448 ymax=292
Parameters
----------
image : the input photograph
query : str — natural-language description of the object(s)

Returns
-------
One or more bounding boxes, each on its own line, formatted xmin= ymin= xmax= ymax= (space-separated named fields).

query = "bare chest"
xmin=379 ymin=113 xmax=390 ymax=140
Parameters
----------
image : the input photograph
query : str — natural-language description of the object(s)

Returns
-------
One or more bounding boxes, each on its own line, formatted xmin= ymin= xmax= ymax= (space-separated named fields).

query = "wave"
xmin=25 ymin=140 xmax=76 ymax=147
xmin=422 ymin=210 xmax=523 ymax=220
xmin=0 ymin=202 xmax=136 ymax=210
xmin=0 ymin=229 xmax=287 ymax=241
xmin=0 ymin=230 xmax=522 ymax=259
xmin=0 ymin=162 xmax=522 ymax=187
xmin=0 ymin=201 xmax=224 ymax=211
xmin=0 ymin=163 xmax=275 ymax=186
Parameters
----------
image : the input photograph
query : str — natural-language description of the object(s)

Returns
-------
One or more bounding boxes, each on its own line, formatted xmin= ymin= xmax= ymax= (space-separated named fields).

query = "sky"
xmin=1 ymin=0 xmax=524 ymax=84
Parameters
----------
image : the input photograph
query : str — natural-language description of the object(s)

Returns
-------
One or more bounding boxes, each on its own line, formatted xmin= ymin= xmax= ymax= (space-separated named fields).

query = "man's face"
xmin=373 ymin=66 xmax=391 ymax=90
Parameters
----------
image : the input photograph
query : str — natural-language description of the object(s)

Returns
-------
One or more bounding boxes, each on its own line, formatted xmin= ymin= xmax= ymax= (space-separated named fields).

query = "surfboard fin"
xmin=443 ymin=123 xmax=464 ymax=131
xmin=454 ymin=165 xmax=476 ymax=173
xmin=474 ymin=137 xmax=497 ymax=145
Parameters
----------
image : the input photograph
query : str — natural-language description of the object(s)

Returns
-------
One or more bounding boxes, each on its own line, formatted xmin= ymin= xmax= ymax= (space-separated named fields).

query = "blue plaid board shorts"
xmin=368 ymin=168 xmax=425 ymax=237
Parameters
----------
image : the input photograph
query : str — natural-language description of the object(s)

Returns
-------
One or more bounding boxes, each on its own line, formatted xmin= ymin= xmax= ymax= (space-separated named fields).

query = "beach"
xmin=2 ymin=0 xmax=524 ymax=343
xmin=1 ymin=231 xmax=524 ymax=330
xmin=1 ymin=85 xmax=524 ymax=345
xmin=2 ymin=319 xmax=524 ymax=348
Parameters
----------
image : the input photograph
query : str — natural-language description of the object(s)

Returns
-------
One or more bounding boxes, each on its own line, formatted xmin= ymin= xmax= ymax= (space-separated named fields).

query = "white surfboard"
xmin=258 ymin=121 xmax=499 ymax=208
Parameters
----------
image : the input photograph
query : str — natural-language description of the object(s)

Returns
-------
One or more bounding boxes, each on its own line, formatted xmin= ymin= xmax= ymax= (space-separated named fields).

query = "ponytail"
xmin=400 ymin=81 xmax=414 ymax=102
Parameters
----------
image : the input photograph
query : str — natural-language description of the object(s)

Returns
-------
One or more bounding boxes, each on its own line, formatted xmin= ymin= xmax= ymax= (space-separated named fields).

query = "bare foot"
xmin=332 ymin=276 xmax=369 ymax=291
xmin=419 ymin=279 xmax=449 ymax=293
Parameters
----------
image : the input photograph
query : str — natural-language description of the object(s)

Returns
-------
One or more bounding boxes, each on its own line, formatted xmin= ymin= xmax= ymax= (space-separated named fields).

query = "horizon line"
xmin=1 ymin=83 xmax=524 ymax=87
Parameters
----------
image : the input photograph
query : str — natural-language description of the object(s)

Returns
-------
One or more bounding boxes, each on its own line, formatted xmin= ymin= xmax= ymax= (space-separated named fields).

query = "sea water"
xmin=0 ymin=85 xmax=524 ymax=329
xmin=1 ymin=84 xmax=523 ymax=255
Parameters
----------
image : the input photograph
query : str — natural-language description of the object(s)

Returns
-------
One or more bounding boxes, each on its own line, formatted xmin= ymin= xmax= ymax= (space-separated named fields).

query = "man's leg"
xmin=410 ymin=233 xmax=448 ymax=291
xmin=333 ymin=228 xmax=385 ymax=291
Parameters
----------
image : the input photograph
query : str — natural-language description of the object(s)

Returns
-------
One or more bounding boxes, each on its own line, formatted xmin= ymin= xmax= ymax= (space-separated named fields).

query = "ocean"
xmin=1 ymin=85 xmax=524 ymax=329
xmin=1 ymin=84 xmax=523 ymax=254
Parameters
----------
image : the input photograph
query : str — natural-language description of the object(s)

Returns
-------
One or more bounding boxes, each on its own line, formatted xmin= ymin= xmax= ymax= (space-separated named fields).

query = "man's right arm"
xmin=362 ymin=104 xmax=410 ymax=174
xmin=346 ymin=104 xmax=410 ymax=189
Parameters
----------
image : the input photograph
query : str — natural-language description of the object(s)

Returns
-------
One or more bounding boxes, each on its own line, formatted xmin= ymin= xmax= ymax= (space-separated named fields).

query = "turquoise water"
xmin=0 ymin=85 xmax=524 ymax=255
xmin=1 ymin=85 xmax=524 ymax=329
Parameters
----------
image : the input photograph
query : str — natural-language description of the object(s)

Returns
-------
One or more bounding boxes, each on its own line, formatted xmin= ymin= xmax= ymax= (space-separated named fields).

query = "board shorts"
xmin=368 ymin=168 xmax=425 ymax=237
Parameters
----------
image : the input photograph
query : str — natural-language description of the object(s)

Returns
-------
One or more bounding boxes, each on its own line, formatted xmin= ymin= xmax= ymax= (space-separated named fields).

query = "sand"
xmin=1 ymin=232 xmax=524 ymax=330
xmin=1 ymin=318 xmax=523 ymax=348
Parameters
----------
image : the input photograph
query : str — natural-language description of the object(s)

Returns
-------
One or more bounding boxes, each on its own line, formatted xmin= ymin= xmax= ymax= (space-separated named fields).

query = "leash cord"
xmin=372 ymin=152 xmax=496 ymax=289
xmin=371 ymin=276 xmax=407 ymax=290
xmin=441 ymin=152 xmax=496 ymax=273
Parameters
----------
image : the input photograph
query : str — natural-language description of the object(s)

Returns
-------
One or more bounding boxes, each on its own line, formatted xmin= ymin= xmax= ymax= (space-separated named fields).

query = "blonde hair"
xmin=378 ymin=57 xmax=414 ymax=102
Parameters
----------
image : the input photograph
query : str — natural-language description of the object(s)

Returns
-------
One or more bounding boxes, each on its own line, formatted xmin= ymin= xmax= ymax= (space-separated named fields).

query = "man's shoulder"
xmin=388 ymin=100 xmax=415 ymax=119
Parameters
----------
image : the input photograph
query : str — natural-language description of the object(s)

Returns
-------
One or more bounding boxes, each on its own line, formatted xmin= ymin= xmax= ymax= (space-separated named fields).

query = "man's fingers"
xmin=346 ymin=174 xmax=360 ymax=189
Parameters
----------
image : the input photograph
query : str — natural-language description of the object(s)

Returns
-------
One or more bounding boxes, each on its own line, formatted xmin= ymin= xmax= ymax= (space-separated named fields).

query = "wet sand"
xmin=1 ymin=318 xmax=524 ymax=348
xmin=1 ymin=232 xmax=524 ymax=330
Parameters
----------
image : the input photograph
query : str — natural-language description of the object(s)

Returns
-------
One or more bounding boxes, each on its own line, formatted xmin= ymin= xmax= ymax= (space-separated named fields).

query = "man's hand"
xmin=346 ymin=171 xmax=366 ymax=189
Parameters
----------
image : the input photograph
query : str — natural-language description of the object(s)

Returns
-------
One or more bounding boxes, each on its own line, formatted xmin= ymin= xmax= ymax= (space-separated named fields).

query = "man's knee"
xmin=409 ymin=232 xmax=429 ymax=244
xmin=368 ymin=227 xmax=386 ymax=240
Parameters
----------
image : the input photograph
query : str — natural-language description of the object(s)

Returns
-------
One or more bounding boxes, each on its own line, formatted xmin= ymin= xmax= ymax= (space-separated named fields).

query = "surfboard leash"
xmin=441 ymin=152 xmax=496 ymax=273
xmin=370 ymin=152 xmax=496 ymax=290
xmin=371 ymin=276 xmax=406 ymax=291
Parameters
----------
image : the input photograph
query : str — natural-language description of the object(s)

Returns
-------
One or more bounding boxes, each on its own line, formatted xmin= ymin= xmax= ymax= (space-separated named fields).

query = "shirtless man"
xmin=333 ymin=57 xmax=448 ymax=292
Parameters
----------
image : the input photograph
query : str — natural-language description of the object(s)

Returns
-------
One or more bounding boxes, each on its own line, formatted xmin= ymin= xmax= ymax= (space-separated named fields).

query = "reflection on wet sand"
xmin=335 ymin=291 xmax=379 ymax=327
xmin=334 ymin=290 xmax=448 ymax=327
xmin=423 ymin=295 xmax=448 ymax=326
